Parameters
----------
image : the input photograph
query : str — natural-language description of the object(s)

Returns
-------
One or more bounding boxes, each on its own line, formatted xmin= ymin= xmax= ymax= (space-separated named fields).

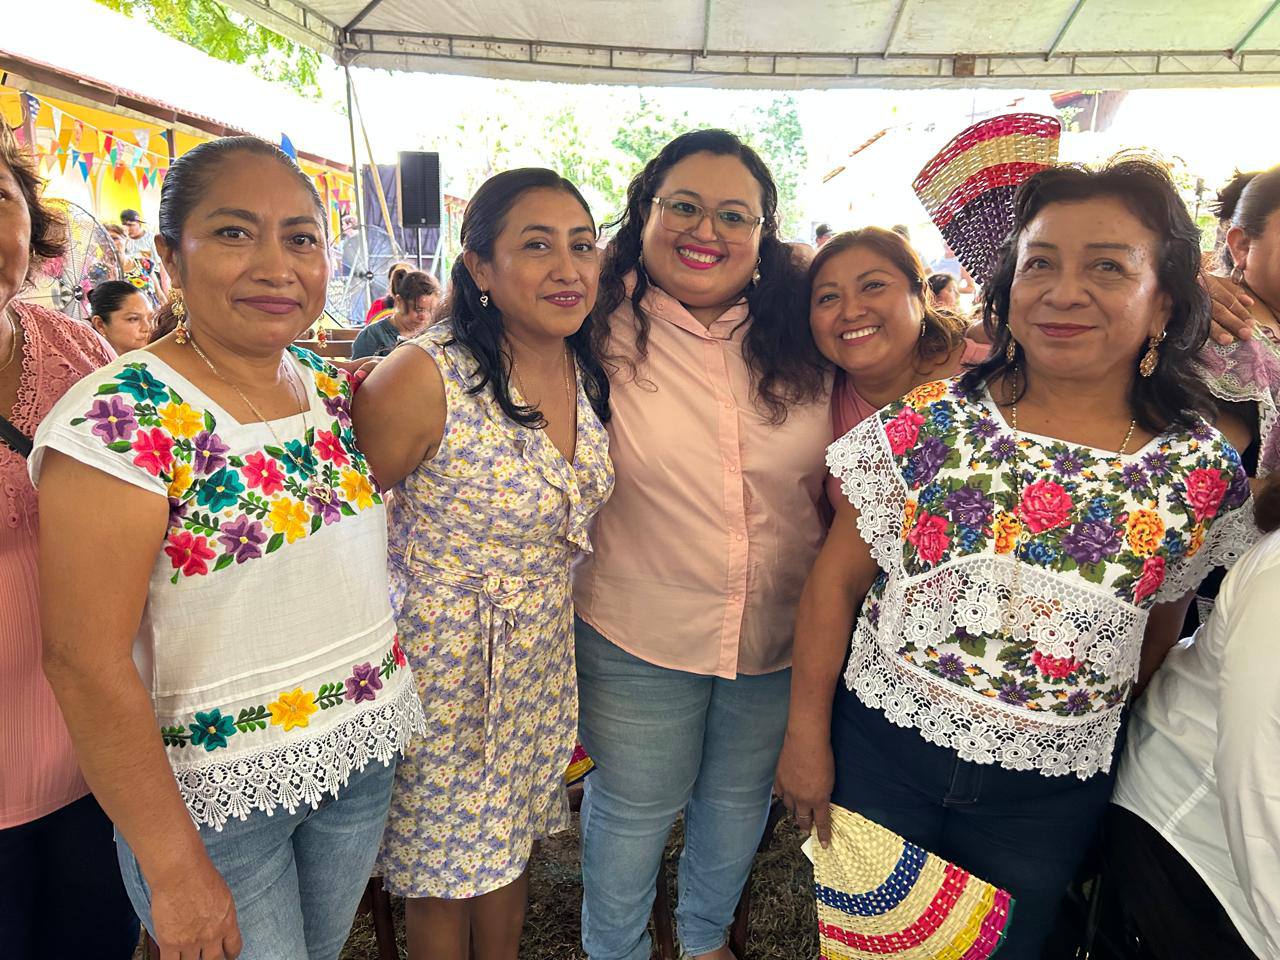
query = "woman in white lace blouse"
xmin=33 ymin=137 xmax=424 ymax=960
xmin=776 ymin=158 xmax=1255 ymax=960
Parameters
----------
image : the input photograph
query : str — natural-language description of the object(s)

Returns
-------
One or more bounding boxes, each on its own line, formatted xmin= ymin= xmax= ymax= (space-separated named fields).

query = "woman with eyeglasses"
xmin=572 ymin=129 xmax=830 ymax=960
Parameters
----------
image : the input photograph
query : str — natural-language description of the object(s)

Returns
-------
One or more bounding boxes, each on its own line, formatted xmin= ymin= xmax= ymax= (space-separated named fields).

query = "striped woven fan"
xmin=565 ymin=741 xmax=594 ymax=786
xmin=812 ymin=804 xmax=1013 ymax=959
xmin=913 ymin=113 xmax=1062 ymax=286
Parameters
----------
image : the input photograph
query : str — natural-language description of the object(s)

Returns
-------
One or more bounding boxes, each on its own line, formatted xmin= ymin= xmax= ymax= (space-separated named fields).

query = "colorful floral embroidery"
xmin=68 ymin=348 xmax=382 ymax=584
xmin=829 ymin=378 xmax=1254 ymax=777
xmin=159 ymin=643 xmax=409 ymax=750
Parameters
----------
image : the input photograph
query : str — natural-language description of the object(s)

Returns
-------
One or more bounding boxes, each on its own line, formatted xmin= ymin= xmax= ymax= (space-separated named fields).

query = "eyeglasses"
xmin=650 ymin=196 xmax=765 ymax=240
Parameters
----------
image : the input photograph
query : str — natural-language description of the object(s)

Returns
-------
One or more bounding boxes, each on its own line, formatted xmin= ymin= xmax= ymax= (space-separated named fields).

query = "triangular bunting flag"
xmin=102 ymin=132 xmax=114 ymax=155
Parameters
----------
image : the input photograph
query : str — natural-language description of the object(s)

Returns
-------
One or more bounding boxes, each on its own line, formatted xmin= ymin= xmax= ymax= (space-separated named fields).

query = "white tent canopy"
xmin=222 ymin=0 xmax=1280 ymax=88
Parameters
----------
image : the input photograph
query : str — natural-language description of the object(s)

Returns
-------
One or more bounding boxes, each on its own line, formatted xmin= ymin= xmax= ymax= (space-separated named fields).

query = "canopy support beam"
xmin=882 ymin=0 xmax=910 ymax=57
xmin=343 ymin=64 xmax=369 ymax=272
xmin=1046 ymin=0 xmax=1087 ymax=60
xmin=701 ymin=0 xmax=714 ymax=57
xmin=1231 ymin=0 xmax=1279 ymax=58
xmin=345 ymin=0 xmax=386 ymax=32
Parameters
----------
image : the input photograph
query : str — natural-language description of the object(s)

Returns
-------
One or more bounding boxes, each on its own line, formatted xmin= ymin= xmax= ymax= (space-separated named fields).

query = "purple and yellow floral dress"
xmin=828 ymin=377 xmax=1255 ymax=780
xmin=377 ymin=322 xmax=613 ymax=898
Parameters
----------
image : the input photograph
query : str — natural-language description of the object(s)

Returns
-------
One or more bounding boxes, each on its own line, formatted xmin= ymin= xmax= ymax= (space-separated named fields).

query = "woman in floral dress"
xmin=776 ymin=158 xmax=1256 ymax=959
xmin=354 ymin=168 xmax=613 ymax=960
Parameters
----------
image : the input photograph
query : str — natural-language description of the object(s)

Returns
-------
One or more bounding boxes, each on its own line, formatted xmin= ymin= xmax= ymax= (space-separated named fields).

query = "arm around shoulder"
xmin=351 ymin=340 xmax=447 ymax=490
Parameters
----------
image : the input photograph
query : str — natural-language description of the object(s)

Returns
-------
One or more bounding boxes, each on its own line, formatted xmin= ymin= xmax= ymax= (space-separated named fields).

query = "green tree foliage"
xmin=97 ymin=0 xmax=323 ymax=99
xmin=738 ymin=95 xmax=808 ymax=238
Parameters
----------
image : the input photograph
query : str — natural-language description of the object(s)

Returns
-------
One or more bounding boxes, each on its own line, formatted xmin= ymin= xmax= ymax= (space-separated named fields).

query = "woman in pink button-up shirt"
xmin=572 ymin=129 xmax=831 ymax=960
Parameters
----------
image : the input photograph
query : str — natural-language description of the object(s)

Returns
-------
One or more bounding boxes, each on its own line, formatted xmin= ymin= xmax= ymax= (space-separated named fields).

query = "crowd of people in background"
xmin=2 ymin=112 xmax=1280 ymax=960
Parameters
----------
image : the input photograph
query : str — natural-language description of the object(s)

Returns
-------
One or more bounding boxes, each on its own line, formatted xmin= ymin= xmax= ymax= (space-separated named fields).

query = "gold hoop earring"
xmin=170 ymin=289 xmax=188 ymax=344
xmin=1139 ymin=330 xmax=1166 ymax=378
xmin=1230 ymin=265 xmax=1245 ymax=285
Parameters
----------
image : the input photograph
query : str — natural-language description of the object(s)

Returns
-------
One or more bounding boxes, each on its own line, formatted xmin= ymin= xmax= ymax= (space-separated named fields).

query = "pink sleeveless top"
xmin=1 ymin=302 xmax=113 ymax=827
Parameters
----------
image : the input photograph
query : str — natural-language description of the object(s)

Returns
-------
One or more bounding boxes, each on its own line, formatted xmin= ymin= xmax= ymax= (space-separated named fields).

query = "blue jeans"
xmin=830 ymin=686 xmax=1119 ymax=960
xmin=575 ymin=618 xmax=791 ymax=960
xmin=117 ymin=758 xmax=396 ymax=960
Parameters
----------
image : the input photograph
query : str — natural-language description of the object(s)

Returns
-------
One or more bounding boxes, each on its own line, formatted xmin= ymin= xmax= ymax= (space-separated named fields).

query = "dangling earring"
xmin=1005 ymin=337 xmax=1017 ymax=363
xmin=750 ymin=259 xmax=762 ymax=287
xmin=1230 ymin=265 xmax=1245 ymax=286
xmin=1139 ymin=330 xmax=1166 ymax=377
xmin=170 ymin=289 xmax=188 ymax=344
xmin=479 ymin=292 xmax=490 ymax=308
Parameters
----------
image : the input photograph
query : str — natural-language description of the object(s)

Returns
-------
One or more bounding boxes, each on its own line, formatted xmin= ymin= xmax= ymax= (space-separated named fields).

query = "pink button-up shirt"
xmin=573 ymin=284 xmax=831 ymax=678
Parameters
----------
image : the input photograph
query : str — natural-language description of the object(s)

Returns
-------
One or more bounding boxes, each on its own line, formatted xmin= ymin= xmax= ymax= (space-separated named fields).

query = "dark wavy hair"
xmin=961 ymin=158 xmax=1214 ymax=434
xmin=1214 ymin=165 xmax=1280 ymax=271
xmin=152 ymin=136 xmax=326 ymax=333
xmin=594 ymin=129 xmax=827 ymax=424
xmin=443 ymin=167 xmax=609 ymax=428
xmin=1 ymin=123 xmax=67 ymax=284
xmin=809 ymin=227 xmax=970 ymax=368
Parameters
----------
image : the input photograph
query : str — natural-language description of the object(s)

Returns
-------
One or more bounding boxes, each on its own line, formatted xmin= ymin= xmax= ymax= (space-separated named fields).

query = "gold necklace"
xmin=1001 ymin=370 xmax=1137 ymax=639
xmin=186 ymin=334 xmax=329 ymax=501
xmin=0 ymin=307 xmax=19 ymax=375
xmin=511 ymin=344 xmax=576 ymax=426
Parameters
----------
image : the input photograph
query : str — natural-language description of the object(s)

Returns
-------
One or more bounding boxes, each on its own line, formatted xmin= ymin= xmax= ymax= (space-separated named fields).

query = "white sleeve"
xmin=1214 ymin=541 xmax=1280 ymax=958
xmin=826 ymin=414 xmax=906 ymax=572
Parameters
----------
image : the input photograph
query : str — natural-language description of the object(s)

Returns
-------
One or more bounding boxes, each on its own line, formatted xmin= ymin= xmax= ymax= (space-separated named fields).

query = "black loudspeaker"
xmin=398 ymin=151 xmax=442 ymax=229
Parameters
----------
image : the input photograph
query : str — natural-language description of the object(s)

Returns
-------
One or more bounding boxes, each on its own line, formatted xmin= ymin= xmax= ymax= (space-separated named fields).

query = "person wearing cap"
xmin=814 ymin=223 xmax=833 ymax=248
xmin=119 ymin=209 xmax=169 ymax=298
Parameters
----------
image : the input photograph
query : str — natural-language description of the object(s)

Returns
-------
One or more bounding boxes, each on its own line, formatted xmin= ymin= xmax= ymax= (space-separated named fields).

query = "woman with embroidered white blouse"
xmin=775 ymin=159 xmax=1256 ymax=960
xmin=33 ymin=137 xmax=424 ymax=960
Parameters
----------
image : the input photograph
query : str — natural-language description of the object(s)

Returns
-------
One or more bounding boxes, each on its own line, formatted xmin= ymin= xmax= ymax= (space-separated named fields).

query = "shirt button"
xmin=722 ymin=400 xmax=733 ymax=410
xmin=735 ymin=532 xmax=745 ymax=542
xmin=728 ymin=464 xmax=739 ymax=474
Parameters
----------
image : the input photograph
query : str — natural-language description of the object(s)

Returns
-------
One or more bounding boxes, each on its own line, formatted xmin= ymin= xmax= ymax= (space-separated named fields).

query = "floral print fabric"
xmin=829 ymin=378 xmax=1254 ymax=779
xmin=31 ymin=348 xmax=424 ymax=829
xmin=377 ymin=323 xmax=613 ymax=899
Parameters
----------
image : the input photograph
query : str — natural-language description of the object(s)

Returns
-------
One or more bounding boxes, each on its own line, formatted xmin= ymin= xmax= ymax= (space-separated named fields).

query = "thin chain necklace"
xmin=0 ymin=307 xmax=18 ymax=375
xmin=1001 ymin=369 xmax=1137 ymax=639
xmin=186 ymin=334 xmax=330 ymax=501
xmin=511 ymin=344 xmax=577 ymax=448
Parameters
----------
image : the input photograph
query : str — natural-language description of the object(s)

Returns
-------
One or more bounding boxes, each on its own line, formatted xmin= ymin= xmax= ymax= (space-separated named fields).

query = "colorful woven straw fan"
xmin=812 ymin=804 xmax=1013 ymax=959
xmin=565 ymin=742 xmax=594 ymax=786
xmin=913 ymin=113 xmax=1062 ymax=286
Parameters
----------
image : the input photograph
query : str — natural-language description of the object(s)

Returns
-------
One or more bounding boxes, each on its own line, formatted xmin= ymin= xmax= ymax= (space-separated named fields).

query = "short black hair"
xmin=815 ymin=223 xmax=832 ymax=238
xmin=961 ymin=157 xmax=1213 ymax=434
xmin=1215 ymin=165 xmax=1280 ymax=271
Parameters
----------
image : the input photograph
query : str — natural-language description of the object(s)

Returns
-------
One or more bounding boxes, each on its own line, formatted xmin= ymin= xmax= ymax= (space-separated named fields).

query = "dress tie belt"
xmin=399 ymin=540 xmax=549 ymax=779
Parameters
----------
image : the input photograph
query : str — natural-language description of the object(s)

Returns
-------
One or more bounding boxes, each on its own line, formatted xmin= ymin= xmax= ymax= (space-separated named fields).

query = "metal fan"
xmin=327 ymin=224 xmax=400 ymax=326
xmin=18 ymin=200 xmax=122 ymax=320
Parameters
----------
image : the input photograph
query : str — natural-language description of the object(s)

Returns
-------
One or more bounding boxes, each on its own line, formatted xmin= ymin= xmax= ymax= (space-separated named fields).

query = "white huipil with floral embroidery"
xmin=30 ymin=347 xmax=426 ymax=829
xmin=829 ymin=378 xmax=1256 ymax=780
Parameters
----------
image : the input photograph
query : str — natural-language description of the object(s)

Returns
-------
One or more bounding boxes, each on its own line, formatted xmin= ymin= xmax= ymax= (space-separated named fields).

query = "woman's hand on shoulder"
xmin=351 ymin=343 xmax=446 ymax=491
xmin=1204 ymin=272 xmax=1256 ymax=345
